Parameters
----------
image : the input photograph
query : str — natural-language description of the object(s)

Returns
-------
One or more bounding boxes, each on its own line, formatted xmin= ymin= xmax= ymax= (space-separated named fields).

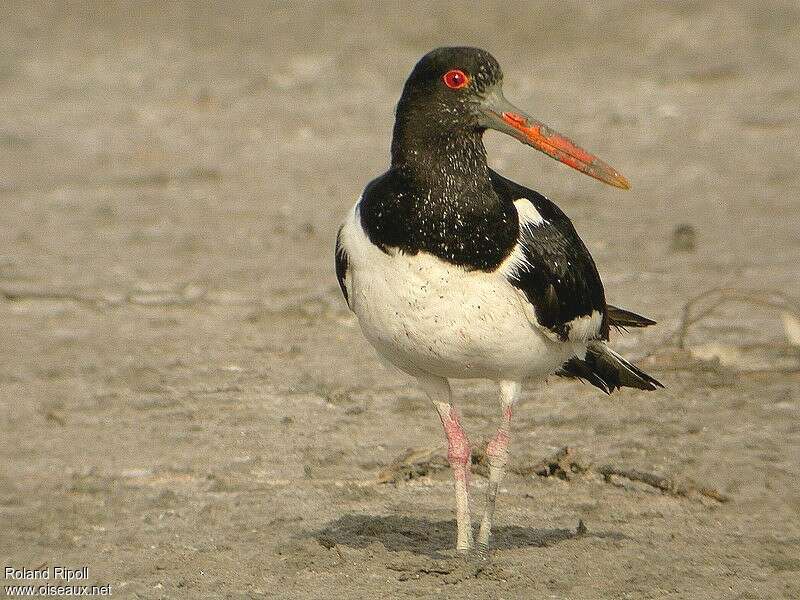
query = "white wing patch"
xmin=499 ymin=198 xmax=545 ymax=280
xmin=498 ymin=198 xmax=562 ymax=340
xmin=514 ymin=198 xmax=545 ymax=228
xmin=565 ymin=310 xmax=603 ymax=342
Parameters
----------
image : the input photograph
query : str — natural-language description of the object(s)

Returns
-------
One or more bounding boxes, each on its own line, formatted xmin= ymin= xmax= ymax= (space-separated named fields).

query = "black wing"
xmin=334 ymin=225 xmax=350 ymax=309
xmin=489 ymin=169 xmax=609 ymax=342
xmin=607 ymin=304 xmax=656 ymax=331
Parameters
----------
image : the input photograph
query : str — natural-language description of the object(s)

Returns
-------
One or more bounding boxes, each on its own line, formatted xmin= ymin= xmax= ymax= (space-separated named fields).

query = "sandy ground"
xmin=1 ymin=1 xmax=799 ymax=598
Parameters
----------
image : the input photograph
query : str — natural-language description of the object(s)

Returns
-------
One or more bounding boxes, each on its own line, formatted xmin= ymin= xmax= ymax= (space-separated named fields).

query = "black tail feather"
xmin=558 ymin=342 xmax=663 ymax=395
xmin=607 ymin=305 xmax=657 ymax=330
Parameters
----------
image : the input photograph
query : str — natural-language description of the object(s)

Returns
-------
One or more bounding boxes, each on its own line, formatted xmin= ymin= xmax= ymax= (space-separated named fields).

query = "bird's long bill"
xmin=480 ymin=92 xmax=630 ymax=189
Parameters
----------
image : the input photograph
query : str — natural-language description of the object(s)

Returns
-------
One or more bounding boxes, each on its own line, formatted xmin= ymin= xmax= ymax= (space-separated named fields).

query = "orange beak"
xmin=479 ymin=90 xmax=630 ymax=189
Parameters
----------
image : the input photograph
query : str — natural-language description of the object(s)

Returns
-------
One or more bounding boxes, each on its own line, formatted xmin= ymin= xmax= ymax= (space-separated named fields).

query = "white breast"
xmin=338 ymin=202 xmax=580 ymax=381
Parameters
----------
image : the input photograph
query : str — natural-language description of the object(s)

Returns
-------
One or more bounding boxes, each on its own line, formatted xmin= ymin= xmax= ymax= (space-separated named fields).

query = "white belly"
xmin=339 ymin=206 xmax=579 ymax=381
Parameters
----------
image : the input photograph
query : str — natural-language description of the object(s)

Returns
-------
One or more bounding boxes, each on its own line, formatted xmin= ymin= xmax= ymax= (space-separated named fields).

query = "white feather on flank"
xmin=500 ymin=199 xmax=545 ymax=279
xmin=566 ymin=310 xmax=603 ymax=342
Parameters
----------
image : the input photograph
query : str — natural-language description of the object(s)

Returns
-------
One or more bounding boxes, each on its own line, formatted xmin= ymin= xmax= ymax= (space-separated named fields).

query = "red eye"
xmin=442 ymin=69 xmax=469 ymax=89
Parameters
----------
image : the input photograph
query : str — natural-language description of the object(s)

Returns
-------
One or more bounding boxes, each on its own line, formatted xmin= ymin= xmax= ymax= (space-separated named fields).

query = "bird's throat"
xmin=391 ymin=125 xmax=491 ymax=195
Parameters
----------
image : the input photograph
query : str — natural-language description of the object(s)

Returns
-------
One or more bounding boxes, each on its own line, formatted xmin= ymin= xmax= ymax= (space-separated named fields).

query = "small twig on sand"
xmin=0 ymin=285 xmax=345 ymax=319
xmin=526 ymin=446 xmax=587 ymax=480
xmin=529 ymin=447 xmax=729 ymax=503
xmin=376 ymin=447 xmax=449 ymax=484
xmin=596 ymin=464 xmax=729 ymax=503
xmin=0 ymin=284 xmax=211 ymax=310
xmin=0 ymin=286 xmax=104 ymax=310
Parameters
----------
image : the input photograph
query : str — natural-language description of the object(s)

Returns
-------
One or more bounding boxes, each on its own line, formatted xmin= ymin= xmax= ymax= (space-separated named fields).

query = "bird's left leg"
xmin=476 ymin=380 xmax=520 ymax=552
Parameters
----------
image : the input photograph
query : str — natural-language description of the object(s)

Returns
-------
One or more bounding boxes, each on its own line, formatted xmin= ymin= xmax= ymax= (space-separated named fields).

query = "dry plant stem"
xmin=673 ymin=288 xmax=800 ymax=349
xmin=0 ymin=287 xmax=104 ymax=310
xmin=596 ymin=464 xmax=730 ymax=503
xmin=635 ymin=287 xmax=800 ymax=360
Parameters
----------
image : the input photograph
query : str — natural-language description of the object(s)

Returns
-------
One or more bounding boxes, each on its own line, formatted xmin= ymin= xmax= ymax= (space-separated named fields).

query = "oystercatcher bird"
xmin=335 ymin=47 xmax=662 ymax=555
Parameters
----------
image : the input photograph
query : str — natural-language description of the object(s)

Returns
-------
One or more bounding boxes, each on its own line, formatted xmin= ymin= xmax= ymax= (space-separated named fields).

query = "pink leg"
xmin=417 ymin=374 xmax=474 ymax=552
xmin=477 ymin=381 xmax=520 ymax=551
xmin=436 ymin=403 xmax=474 ymax=552
xmin=440 ymin=405 xmax=471 ymax=483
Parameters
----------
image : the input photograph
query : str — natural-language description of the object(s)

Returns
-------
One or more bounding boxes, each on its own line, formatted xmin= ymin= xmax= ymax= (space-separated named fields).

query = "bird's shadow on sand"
xmin=314 ymin=514 xmax=624 ymax=558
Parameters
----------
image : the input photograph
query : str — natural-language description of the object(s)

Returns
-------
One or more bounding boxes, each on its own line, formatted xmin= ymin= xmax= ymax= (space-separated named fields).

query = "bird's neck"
xmin=390 ymin=122 xmax=492 ymax=196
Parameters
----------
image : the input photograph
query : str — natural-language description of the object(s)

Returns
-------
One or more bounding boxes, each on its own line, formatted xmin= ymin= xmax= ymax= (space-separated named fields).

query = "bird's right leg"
xmin=476 ymin=380 xmax=520 ymax=552
xmin=417 ymin=374 xmax=474 ymax=553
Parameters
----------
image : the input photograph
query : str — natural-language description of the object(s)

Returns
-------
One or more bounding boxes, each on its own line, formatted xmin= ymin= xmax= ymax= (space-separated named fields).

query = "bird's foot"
xmin=451 ymin=543 xmax=491 ymax=565
xmin=470 ymin=542 xmax=492 ymax=563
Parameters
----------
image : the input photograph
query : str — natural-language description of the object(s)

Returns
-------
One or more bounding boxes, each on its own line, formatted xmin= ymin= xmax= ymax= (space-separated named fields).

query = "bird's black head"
xmin=396 ymin=47 xmax=503 ymax=132
xmin=391 ymin=46 xmax=630 ymax=190
xmin=391 ymin=47 xmax=501 ymax=179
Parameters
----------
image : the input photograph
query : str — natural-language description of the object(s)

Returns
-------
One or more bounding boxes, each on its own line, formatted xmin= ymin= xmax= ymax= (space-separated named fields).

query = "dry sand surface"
xmin=1 ymin=1 xmax=799 ymax=598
